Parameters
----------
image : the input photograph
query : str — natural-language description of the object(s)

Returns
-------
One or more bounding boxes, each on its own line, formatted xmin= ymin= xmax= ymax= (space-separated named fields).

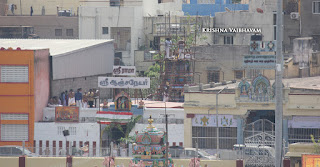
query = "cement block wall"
xmin=51 ymin=75 xmax=113 ymax=100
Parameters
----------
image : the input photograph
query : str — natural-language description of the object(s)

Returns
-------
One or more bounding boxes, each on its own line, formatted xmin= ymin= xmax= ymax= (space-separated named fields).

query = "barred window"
xmin=207 ymin=71 xmax=220 ymax=83
xmin=235 ymin=70 xmax=244 ymax=79
xmin=1 ymin=114 xmax=28 ymax=120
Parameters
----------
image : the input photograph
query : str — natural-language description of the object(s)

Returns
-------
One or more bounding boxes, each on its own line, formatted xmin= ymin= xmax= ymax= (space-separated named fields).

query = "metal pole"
xmin=275 ymin=0 xmax=284 ymax=165
xmin=20 ymin=0 xmax=22 ymax=15
xmin=165 ymin=102 xmax=168 ymax=167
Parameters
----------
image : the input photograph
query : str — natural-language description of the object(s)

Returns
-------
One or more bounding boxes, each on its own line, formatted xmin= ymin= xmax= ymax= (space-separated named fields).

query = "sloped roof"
xmin=0 ymin=39 xmax=113 ymax=56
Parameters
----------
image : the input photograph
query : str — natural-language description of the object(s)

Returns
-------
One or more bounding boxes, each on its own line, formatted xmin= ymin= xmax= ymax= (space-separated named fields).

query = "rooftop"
xmin=0 ymin=39 xmax=113 ymax=56
xmin=203 ymin=76 xmax=320 ymax=91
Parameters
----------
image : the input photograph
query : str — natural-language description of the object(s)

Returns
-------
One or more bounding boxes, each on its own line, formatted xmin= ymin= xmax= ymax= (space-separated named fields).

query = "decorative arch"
xmin=251 ymin=74 xmax=270 ymax=96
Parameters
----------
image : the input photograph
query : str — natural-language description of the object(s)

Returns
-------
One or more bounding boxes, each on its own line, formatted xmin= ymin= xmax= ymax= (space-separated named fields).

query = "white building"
xmin=79 ymin=0 xmax=184 ymax=65
xmin=214 ymin=0 xmax=277 ymax=45
xmin=34 ymin=107 xmax=100 ymax=157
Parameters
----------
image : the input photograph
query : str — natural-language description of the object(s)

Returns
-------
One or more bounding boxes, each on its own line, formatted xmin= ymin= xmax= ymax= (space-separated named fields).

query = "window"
xmin=1 ymin=114 xmax=28 ymax=120
xmin=224 ymin=36 xmax=233 ymax=45
xmin=274 ymin=26 xmax=277 ymax=40
xmin=235 ymin=70 xmax=244 ymax=79
xmin=69 ymin=127 xmax=76 ymax=135
xmin=66 ymin=29 xmax=73 ymax=36
xmin=55 ymin=29 xmax=62 ymax=36
xmin=102 ymin=27 xmax=109 ymax=34
xmin=207 ymin=71 xmax=220 ymax=83
xmin=0 ymin=65 xmax=28 ymax=83
xmin=57 ymin=126 xmax=65 ymax=135
xmin=313 ymin=1 xmax=320 ymax=14
xmin=1 ymin=124 xmax=28 ymax=141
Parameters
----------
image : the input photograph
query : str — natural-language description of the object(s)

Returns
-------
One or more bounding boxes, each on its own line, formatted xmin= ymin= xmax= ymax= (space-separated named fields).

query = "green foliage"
xmin=310 ymin=134 xmax=320 ymax=154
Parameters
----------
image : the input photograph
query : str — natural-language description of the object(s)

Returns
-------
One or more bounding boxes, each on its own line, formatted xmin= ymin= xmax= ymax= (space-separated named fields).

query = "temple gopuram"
xmin=129 ymin=116 xmax=174 ymax=167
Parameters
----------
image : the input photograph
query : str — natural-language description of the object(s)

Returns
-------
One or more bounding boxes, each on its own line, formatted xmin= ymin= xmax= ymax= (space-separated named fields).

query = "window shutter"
xmin=1 ymin=124 xmax=28 ymax=141
xmin=1 ymin=114 xmax=28 ymax=120
xmin=1 ymin=66 xmax=28 ymax=83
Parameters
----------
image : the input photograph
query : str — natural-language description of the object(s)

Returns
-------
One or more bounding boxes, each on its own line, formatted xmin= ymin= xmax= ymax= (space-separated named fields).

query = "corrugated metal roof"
xmin=0 ymin=39 xmax=113 ymax=56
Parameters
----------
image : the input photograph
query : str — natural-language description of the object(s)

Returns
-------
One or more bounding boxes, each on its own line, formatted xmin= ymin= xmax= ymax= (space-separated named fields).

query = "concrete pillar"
xmin=184 ymin=117 xmax=193 ymax=148
xmin=62 ymin=140 xmax=66 ymax=156
xmin=283 ymin=119 xmax=289 ymax=147
xmin=49 ymin=140 xmax=53 ymax=157
xmin=35 ymin=140 xmax=39 ymax=155
xmin=128 ymin=143 xmax=132 ymax=157
xmin=237 ymin=118 xmax=244 ymax=144
xmin=89 ymin=141 xmax=93 ymax=157
xmin=96 ymin=140 xmax=100 ymax=157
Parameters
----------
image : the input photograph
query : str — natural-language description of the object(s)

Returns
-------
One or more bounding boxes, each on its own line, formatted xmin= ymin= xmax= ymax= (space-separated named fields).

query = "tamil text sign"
xmin=98 ymin=77 xmax=150 ymax=89
xmin=113 ymin=66 xmax=136 ymax=76
xmin=243 ymin=55 xmax=276 ymax=69
xmin=302 ymin=154 xmax=320 ymax=167
xmin=55 ymin=106 xmax=79 ymax=123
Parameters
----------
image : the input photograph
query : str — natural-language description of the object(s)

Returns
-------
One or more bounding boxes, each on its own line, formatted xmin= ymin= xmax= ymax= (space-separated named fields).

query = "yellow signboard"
xmin=302 ymin=154 xmax=320 ymax=167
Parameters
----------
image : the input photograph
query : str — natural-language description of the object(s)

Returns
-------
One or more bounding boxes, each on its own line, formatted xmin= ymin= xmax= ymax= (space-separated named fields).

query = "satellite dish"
xmin=256 ymin=8 xmax=263 ymax=13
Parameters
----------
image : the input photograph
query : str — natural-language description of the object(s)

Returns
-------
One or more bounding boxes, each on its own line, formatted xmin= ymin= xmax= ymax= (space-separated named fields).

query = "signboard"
xmin=243 ymin=55 xmax=276 ymax=69
xmin=288 ymin=116 xmax=320 ymax=128
xmin=302 ymin=154 xmax=320 ymax=167
xmin=98 ymin=77 xmax=150 ymax=89
xmin=113 ymin=66 xmax=136 ymax=76
xmin=250 ymin=41 xmax=276 ymax=52
xmin=192 ymin=114 xmax=237 ymax=127
xmin=55 ymin=106 xmax=79 ymax=122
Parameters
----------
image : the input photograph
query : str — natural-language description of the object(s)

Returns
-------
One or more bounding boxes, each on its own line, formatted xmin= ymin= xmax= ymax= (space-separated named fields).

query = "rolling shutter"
xmin=1 ymin=66 xmax=28 ymax=83
xmin=1 ymin=124 xmax=29 ymax=141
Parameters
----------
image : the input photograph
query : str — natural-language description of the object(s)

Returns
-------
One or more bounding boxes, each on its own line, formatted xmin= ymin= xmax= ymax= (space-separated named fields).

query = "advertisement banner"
xmin=113 ymin=66 xmax=136 ymax=76
xmin=98 ymin=77 xmax=150 ymax=89
xmin=55 ymin=106 xmax=79 ymax=122
xmin=243 ymin=55 xmax=276 ymax=69
xmin=192 ymin=114 xmax=237 ymax=127
xmin=288 ymin=116 xmax=320 ymax=128
xmin=302 ymin=154 xmax=320 ymax=167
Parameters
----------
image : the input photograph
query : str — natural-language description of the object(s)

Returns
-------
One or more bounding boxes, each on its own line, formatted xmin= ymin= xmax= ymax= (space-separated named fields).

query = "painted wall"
xmin=182 ymin=0 xmax=248 ymax=16
xmin=6 ymin=0 xmax=81 ymax=16
xmin=0 ymin=49 xmax=35 ymax=147
xmin=33 ymin=49 xmax=50 ymax=122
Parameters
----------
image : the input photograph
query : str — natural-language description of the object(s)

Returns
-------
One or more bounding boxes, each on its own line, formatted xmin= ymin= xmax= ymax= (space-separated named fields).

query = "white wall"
xmin=79 ymin=6 xmax=143 ymax=65
xmin=248 ymin=0 xmax=277 ymax=13
xmin=34 ymin=122 xmax=100 ymax=156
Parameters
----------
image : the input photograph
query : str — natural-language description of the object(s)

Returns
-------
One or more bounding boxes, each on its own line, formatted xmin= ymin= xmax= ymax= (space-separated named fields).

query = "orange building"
xmin=0 ymin=48 xmax=50 ymax=147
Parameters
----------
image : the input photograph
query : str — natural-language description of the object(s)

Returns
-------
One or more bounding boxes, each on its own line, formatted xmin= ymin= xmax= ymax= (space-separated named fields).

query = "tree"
xmin=310 ymin=134 xmax=320 ymax=154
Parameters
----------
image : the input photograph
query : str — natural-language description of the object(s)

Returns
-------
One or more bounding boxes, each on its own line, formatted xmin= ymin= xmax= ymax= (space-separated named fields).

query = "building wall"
xmin=52 ymin=42 xmax=114 ymax=80
xmin=0 ymin=16 xmax=78 ymax=39
xmin=51 ymin=75 xmax=113 ymax=100
xmin=34 ymin=122 xmax=100 ymax=157
xmin=0 ymin=0 xmax=7 ymax=16
xmin=134 ymin=50 xmax=154 ymax=73
xmin=194 ymin=45 xmax=250 ymax=83
xmin=0 ymin=50 xmax=35 ymax=147
xmin=214 ymin=11 xmax=274 ymax=45
xmin=182 ymin=0 xmax=248 ymax=16
xmin=6 ymin=0 xmax=81 ymax=16
xmin=79 ymin=6 xmax=143 ymax=66
xmin=33 ymin=49 xmax=50 ymax=122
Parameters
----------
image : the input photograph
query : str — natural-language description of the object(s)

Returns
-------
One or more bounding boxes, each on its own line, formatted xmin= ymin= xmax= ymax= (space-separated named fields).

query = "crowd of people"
xmin=48 ymin=88 xmax=100 ymax=108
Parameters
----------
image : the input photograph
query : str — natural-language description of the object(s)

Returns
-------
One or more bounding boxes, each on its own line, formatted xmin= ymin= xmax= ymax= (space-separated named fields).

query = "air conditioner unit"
xmin=290 ymin=12 xmax=299 ymax=20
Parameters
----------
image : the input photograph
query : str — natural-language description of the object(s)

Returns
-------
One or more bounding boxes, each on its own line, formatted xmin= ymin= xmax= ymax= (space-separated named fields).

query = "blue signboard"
xmin=243 ymin=55 xmax=276 ymax=69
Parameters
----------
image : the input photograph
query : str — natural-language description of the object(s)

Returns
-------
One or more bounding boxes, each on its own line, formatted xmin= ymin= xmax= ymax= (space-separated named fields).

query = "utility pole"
xmin=165 ymin=102 xmax=169 ymax=167
xmin=275 ymin=0 xmax=284 ymax=166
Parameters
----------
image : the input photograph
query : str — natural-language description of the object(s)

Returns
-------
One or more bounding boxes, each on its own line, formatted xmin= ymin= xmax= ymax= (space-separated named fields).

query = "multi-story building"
xmin=0 ymin=48 xmax=50 ymax=148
